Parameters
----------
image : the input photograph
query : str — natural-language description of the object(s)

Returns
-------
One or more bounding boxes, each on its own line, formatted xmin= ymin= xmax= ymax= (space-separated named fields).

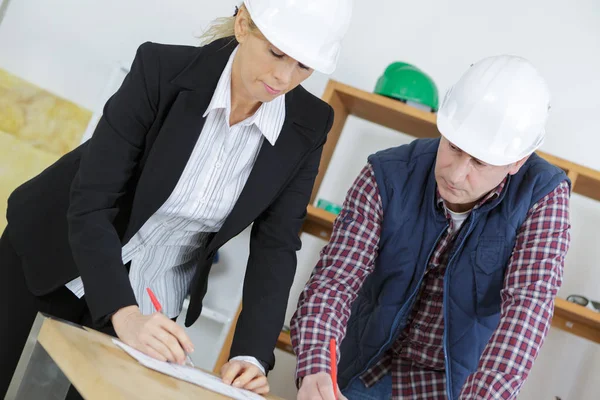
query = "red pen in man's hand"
xmin=330 ymin=338 xmax=338 ymax=398
xmin=146 ymin=287 xmax=195 ymax=367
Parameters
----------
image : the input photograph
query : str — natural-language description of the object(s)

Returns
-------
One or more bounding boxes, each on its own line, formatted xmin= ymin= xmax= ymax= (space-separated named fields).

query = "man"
xmin=291 ymin=55 xmax=571 ymax=399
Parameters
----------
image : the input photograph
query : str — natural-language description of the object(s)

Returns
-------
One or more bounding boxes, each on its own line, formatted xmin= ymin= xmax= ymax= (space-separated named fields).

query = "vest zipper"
xmin=443 ymin=211 xmax=477 ymax=399
xmin=348 ymin=225 xmax=448 ymax=388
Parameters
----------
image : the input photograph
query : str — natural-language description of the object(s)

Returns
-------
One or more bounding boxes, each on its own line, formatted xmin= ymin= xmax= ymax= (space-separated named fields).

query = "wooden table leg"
xmin=212 ymin=303 xmax=243 ymax=373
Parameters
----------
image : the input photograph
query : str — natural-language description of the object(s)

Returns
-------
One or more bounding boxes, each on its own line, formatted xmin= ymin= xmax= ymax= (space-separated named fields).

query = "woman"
xmin=0 ymin=0 xmax=353 ymax=396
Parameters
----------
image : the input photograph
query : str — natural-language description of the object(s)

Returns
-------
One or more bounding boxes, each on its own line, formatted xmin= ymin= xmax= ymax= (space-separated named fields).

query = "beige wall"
xmin=0 ymin=68 xmax=91 ymax=230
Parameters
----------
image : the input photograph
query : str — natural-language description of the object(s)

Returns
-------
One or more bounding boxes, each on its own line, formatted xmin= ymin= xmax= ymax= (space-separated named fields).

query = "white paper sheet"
xmin=112 ymin=339 xmax=265 ymax=400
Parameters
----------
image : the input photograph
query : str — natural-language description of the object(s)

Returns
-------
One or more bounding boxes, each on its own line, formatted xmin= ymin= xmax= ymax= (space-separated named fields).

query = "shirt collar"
xmin=436 ymin=176 xmax=508 ymax=212
xmin=202 ymin=46 xmax=286 ymax=146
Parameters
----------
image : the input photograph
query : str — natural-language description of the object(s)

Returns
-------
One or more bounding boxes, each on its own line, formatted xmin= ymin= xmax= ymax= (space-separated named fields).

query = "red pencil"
xmin=146 ymin=287 xmax=194 ymax=367
xmin=330 ymin=338 xmax=338 ymax=398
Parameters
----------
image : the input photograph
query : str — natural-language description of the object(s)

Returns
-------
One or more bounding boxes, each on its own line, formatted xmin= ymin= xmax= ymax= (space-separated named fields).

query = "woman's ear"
xmin=233 ymin=7 xmax=250 ymax=44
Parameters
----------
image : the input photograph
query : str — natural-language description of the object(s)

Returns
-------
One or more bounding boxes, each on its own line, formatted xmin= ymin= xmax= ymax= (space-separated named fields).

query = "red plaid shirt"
xmin=291 ymin=163 xmax=571 ymax=399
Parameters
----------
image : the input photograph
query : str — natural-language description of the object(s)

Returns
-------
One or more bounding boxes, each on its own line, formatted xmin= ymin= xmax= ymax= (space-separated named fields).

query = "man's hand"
xmin=111 ymin=305 xmax=194 ymax=365
xmin=221 ymin=360 xmax=270 ymax=394
xmin=297 ymin=372 xmax=347 ymax=400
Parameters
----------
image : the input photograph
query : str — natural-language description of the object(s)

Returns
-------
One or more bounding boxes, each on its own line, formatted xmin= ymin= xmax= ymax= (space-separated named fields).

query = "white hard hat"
xmin=244 ymin=0 xmax=353 ymax=74
xmin=437 ymin=55 xmax=551 ymax=166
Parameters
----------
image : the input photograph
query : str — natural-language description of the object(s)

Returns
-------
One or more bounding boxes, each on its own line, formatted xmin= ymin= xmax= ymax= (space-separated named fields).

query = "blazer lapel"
xmin=127 ymin=37 xmax=323 ymax=253
xmin=125 ymin=39 xmax=237 ymax=241
xmin=207 ymin=101 xmax=319 ymax=252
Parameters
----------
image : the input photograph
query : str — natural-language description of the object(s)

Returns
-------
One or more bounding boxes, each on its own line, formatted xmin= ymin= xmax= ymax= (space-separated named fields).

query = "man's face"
xmin=434 ymin=136 xmax=526 ymax=212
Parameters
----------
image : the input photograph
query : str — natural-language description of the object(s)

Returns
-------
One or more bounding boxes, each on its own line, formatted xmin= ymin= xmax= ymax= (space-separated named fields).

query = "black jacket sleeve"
xmin=67 ymin=42 xmax=159 ymax=325
xmin=229 ymin=106 xmax=334 ymax=370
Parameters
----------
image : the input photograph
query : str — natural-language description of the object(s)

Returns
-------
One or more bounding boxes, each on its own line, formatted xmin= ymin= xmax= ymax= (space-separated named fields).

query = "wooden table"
xmin=6 ymin=313 xmax=283 ymax=400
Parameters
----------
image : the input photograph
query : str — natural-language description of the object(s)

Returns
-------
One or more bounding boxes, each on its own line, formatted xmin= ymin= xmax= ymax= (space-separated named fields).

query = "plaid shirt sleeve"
xmin=460 ymin=180 xmax=571 ymax=399
xmin=290 ymin=163 xmax=383 ymax=383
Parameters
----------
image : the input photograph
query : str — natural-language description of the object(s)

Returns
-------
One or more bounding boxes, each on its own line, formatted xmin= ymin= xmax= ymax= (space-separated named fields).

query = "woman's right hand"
xmin=111 ymin=305 xmax=194 ymax=365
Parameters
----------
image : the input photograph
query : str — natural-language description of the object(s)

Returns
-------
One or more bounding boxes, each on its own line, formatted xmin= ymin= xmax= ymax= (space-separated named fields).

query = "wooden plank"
xmin=311 ymin=81 xmax=350 ymax=203
xmin=537 ymin=151 xmax=573 ymax=173
xmin=552 ymin=314 xmax=600 ymax=344
xmin=332 ymin=81 xmax=439 ymax=139
xmin=301 ymin=220 xmax=333 ymax=241
xmin=213 ymin=303 xmax=242 ymax=374
xmin=567 ymin=170 xmax=579 ymax=187
xmin=305 ymin=205 xmax=337 ymax=226
xmin=277 ymin=298 xmax=600 ymax=354
xmin=275 ymin=331 xmax=293 ymax=355
xmin=538 ymin=151 xmax=600 ymax=181
xmin=276 ymin=303 xmax=600 ymax=356
xmin=316 ymin=81 xmax=600 ymax=205
xmin=554 ymin=298 xmax=600 ymax=327
xmin=301 ymin=205 xmax=335 ymax=240
xmin=571 ymin=173 xmax=600 ymax=202
xmin=552 ymin=298 xmax=600 ymax=344
xmin=276 ymin=300 xmax=600 ymax=355
xmin=276 ymin=300 xmax=600 ymax=357
xmin=538 ymin=151 xmax=600 ymax=201
xmin=315 ymin=80 xmax=600 ymax=206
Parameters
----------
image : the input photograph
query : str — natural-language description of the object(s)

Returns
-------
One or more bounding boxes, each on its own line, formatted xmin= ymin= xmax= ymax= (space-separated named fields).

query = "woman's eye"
xmin=270 ymin=49 xmax=284 ymax=58
xmin=271 ymin=48 xmax=309 ymax=70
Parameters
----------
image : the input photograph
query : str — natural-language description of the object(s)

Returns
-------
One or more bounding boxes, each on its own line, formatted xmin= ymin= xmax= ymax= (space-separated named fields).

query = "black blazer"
xmin=6 ymin=38 xmax=333 ymax=369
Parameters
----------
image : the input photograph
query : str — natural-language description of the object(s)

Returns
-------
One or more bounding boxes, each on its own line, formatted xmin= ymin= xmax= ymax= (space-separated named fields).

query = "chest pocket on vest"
xmin=472 ymin=237 xmax=508 ymax=316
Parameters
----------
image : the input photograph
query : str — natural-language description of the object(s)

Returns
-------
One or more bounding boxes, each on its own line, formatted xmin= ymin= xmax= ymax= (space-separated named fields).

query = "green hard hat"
xmin=374 ymin=62 xmax=439 ymax=112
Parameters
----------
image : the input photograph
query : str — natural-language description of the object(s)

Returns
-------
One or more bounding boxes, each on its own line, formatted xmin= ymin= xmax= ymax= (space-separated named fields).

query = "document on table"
xmin=112 ymin=339 xmax=265 ymax=400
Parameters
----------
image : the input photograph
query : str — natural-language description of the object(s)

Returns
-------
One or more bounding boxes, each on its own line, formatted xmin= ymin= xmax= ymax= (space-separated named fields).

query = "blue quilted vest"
xmin=338 ymin=138 xmax=568 ymax=398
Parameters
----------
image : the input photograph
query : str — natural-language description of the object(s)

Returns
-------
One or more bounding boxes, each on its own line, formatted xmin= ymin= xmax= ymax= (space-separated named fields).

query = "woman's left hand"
xmin=220 ymin=360 xmax=270 ymax=394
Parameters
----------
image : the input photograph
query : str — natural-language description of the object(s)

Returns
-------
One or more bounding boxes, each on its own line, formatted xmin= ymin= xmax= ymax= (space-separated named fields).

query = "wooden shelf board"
xmin=538 ymin=151 xmax=600 ymax=202
xmin=554 ymin=297 xmax=600 ymax=327
xmin=302 ymin=205 xmax=337 ymax=240
xmin=277 ymin=298 xmax=600 ymax=357
xmin=552 ymin=298 xmax=600 ymax=344
xmin=325 ymin=82 xmax=600 ymax=204
xmin=305 ymin=205 xmax=337 ymax=226
xmin=276 ymin=331 xmax=294 ymax=355
xmin=571 ymin=173 xmax=600 ymax=202
xmin=331 ymin=81 xmax=440 ymax=139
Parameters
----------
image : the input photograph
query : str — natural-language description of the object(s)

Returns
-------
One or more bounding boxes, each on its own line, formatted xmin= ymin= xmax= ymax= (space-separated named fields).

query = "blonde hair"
xmin=198 ymin=3 xmax=260 ymax=45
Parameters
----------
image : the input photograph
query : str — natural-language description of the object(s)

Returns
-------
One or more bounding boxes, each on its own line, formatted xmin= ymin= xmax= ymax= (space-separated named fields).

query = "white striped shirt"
xmin=66 ymin=45 xmax=286 ymax=321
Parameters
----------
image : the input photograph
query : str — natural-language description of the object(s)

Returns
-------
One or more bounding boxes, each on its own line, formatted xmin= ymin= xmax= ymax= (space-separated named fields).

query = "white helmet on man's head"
xmin=244 ymin=0 xmax=353 ymax=74
xmin=437 ymin=55 xmax=551 ymax=166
